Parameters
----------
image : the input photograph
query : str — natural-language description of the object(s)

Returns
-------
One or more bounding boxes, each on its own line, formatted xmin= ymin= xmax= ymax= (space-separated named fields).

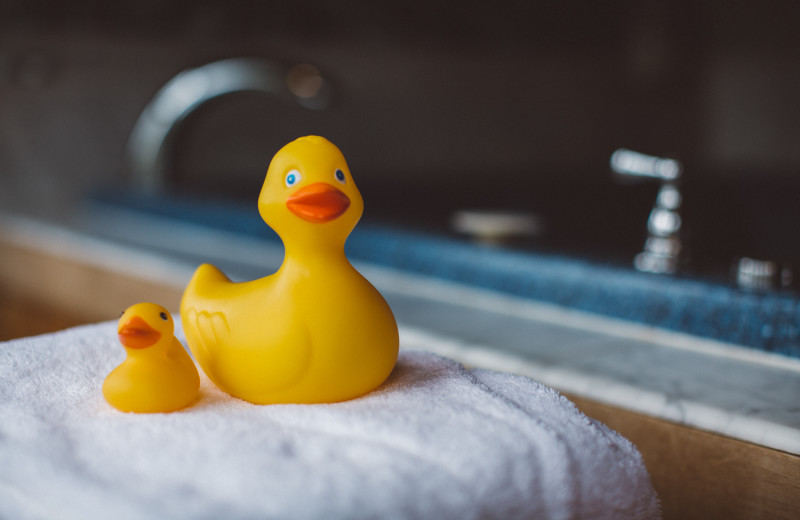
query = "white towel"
xmin=0 ymin=321 xmax=659 ymax=520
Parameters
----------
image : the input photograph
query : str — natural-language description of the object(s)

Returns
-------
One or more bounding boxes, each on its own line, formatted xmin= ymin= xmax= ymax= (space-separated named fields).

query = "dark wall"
xmin=1 ymin=1 xmax=798 ymax=266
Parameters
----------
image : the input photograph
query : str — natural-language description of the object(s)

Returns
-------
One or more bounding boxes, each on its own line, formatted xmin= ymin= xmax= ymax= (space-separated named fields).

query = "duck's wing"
xmin=184 ymin=308 xmax=230 ymax=356
xmin=180 ymin=264 xmax=233 ymax=361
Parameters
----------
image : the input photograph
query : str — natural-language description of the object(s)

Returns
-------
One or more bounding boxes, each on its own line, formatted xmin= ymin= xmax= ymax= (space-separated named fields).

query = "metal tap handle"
xmin=611 ymin=149 xmax=684 ymax=274
xmin=610 ymin=148 xmax=682 ymax=181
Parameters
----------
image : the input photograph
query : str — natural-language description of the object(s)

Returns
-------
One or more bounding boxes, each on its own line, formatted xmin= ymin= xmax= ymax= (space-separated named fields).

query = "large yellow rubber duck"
xmin=180 ymin=136 xmax=399 ymax=404
xmin=103 ymin=303 xmax=200 ymax=413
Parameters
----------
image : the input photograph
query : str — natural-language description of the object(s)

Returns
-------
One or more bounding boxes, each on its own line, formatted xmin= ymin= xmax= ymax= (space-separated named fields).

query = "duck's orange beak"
xmin=118 ymin=316 xmax=161 ymax=349
xmin=286 ymin=183 xmax=350 ymax=223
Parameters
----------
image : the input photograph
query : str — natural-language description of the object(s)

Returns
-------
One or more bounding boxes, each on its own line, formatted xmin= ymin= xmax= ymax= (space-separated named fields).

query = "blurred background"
xmin=1 ymin=0 xmax=799 ymax=282
xmin=3 ymin=7 xmax=800 ymax=514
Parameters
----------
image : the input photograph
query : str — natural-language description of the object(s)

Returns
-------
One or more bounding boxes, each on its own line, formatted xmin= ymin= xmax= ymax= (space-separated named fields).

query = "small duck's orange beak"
xmin=118 ymin=316 xmax=161 ymax=349
xmin=286 ymin=183 xmax=350 ymax=223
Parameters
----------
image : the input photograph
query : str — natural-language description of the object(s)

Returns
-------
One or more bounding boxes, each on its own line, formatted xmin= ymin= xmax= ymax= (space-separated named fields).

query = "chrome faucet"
xmin=126 ymin=58 xmax=331 ymax=193
xmin=610 ymin=148 xmax=684 ymax=274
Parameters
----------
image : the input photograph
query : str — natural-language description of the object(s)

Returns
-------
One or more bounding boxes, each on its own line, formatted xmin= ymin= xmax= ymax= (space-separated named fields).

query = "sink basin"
xmin=87 ymin=188 xmax=800 ymax=360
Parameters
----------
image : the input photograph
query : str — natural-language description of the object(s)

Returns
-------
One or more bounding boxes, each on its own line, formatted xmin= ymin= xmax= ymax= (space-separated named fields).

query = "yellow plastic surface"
xmin=180 ymin=136 xmax=399 ymax=404
xmin=103 ymin=303 xmax=200 ymax=413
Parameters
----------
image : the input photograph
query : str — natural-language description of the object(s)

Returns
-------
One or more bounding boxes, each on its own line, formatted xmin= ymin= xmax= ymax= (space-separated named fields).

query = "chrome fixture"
xmin=127 ymin=58 xmax=331 ymax=193
xmin=610 ymin=148 xmax=681 ymax=181
xmin=736 ymin=257 xmax=793 ymax=292
xmin=451 ymin=210 xmax=544 ymax=246
xmin=611 ymin=148 xmax=683 ymax=274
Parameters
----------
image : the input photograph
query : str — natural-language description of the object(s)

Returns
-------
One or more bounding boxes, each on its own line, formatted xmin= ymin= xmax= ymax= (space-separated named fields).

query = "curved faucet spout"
xmin=126 ymin=58 xmax=329 ymax=193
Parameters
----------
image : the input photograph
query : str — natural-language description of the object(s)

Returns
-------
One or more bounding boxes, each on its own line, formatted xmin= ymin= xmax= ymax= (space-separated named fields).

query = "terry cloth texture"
xmin=0 ymin=321 xmax=660 ymax=520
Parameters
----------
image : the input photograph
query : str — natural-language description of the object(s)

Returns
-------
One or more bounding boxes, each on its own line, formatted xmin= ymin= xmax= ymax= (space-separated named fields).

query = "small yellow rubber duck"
xmin=103 ymin=303 xmax=200 ymax=413
xmin=180 ymin=136 xmax=399 ymax=404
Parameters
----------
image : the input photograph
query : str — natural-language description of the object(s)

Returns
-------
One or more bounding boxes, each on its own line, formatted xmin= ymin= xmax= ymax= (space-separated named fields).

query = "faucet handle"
xmin=611 ymin=149 xmax=684 ymax=274
xmin=610 ymin=148 xmax=682 ymax=181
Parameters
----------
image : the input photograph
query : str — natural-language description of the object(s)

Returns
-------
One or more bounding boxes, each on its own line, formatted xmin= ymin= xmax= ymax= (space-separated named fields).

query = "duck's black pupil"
xmin=160 ymin=312 xmax=168 ymax=320
xmin=336 ymin=169 xmax=344 ymax=181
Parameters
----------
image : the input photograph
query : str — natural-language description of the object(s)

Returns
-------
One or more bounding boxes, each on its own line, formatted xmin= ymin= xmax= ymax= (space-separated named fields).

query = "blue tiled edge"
xmin=90 ymin=190 xmax=800 ymax=359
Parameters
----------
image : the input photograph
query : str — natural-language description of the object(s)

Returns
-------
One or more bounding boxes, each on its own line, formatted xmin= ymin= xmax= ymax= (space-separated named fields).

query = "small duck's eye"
xmin=159 ymin=312 xmax=168 ymax=321
xmin=285 ymin=169 xmax=302 ymax=188
xmin=119 ymin=310 xmax=125 ymax=318
xmin=334 ymin=168 xmax=346 ymax=184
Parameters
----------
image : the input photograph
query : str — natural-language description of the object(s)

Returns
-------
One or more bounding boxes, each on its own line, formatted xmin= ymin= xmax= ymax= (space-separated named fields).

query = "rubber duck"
xmin=180 ymin=136 xmax=399 ymax=404
xmin=103 ymin=303 xmax=200 ymax=413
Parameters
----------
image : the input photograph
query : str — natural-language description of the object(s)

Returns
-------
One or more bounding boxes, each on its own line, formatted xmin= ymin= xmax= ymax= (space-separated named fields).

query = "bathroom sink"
xmin=87 ymin=188 xmax=800 ymax=360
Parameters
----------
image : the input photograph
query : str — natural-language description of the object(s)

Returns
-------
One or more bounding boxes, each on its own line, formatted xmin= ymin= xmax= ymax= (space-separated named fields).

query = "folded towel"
xmin=0 ymin=321 xmax=659 ymax=520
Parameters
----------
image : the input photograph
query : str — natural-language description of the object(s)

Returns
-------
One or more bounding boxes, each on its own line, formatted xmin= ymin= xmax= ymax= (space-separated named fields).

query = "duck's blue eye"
xmin=335 ymin=169 xmax=346 ymax=184
xmin=285 ymin=169 xmax=302 ymax=187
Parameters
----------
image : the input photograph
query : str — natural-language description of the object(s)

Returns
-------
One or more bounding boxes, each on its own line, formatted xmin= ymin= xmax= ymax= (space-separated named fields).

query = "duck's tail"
xmin=187 ymin=263 xmax=231 ymax=292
